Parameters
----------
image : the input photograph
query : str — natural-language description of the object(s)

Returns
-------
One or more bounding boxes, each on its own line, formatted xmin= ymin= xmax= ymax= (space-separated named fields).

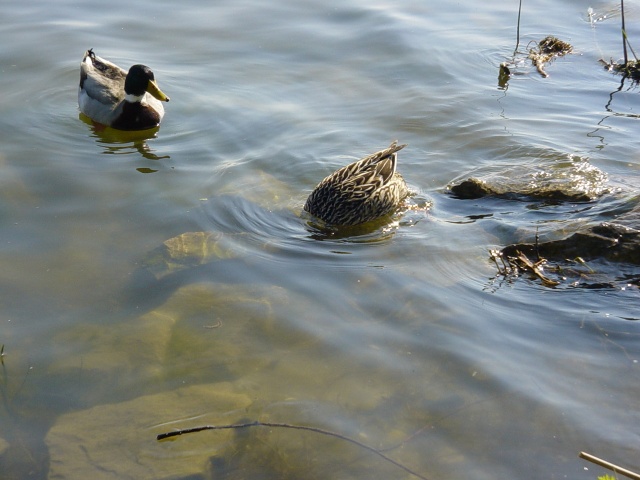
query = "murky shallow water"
xmin=1 ymin=0 xmax=639 ymax=479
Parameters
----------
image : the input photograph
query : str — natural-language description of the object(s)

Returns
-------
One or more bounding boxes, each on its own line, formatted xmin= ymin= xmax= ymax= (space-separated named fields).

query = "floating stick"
xmin=579 ymin=451 xmax=640 ymax=480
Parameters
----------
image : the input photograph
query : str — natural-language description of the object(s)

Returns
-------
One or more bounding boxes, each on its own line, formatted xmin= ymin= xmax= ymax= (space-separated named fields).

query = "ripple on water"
xmin=199 ymin=192 xmax=395 ymax=261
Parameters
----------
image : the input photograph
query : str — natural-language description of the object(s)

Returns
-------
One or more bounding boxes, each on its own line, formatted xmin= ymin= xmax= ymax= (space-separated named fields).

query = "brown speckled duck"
xmin=78 ymin=49 xmax=169 ymax=130
xmin=304 ymin=141 xmax=409 ymax=226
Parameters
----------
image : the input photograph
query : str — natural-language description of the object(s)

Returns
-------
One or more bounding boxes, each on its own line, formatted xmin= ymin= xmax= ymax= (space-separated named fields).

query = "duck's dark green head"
xmin=124 ymin=64 xmax=170 ymax=102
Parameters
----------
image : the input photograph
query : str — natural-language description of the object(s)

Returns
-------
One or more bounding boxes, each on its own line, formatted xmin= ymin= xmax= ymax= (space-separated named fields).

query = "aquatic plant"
xmin=499 ymin=0 xmax=573 ymax=80
xmin=599 ymin=0 xmax=640 ymax=82
xmin=528 ymin=36 xmax=573 ymax=77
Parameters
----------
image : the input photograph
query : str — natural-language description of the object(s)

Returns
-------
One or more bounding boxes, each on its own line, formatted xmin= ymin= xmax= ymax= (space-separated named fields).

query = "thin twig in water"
xmin=580 ymin=451 xmax=640 ymax=480
xmin=623 ymin=29 xmax=639 ymax=61
xmin=514 ymin=0 xmax=523 ymax=54
xmin=490 ymin=250 xmax=512 ymax=275
xmin=622 ymin=0 xmax=628 ymax=64
xmin=157 ymin=420 xmax=430 ymax=480
xmin=203 ymin=320 xmax=222 ymax=329
xmin=515 ymin=250 xmax=560 ymax=287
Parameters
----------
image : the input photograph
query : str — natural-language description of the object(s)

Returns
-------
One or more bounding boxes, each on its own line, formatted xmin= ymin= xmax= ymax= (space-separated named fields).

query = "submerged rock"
xmin=215 ymin=170 xmax=300 ymax=212
xmin=46 ymin=383 xmax=252 ymax=480
xmin=142 ymin=231 xmax=241 ymax=281
xmin=140 ymin=169 xmax=300 ymax=282
xmin=503 ymin=210 xmax=640 ymax=266
xmin=496 ymin=205 xmax=640 ymax=287
xmin=448 ymin=152 xmax=640 ymax=286
xmin=48 ymin=282 xmax=288 ymax=402
xmin=449 ymin=155 xmax=608 ymax=201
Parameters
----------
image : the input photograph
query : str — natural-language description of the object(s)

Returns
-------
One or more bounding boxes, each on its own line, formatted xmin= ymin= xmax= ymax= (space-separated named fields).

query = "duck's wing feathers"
xmin=304 ymin=141 xmax=408 ymax=224
xmin=325 ymin=141 xmax=406 ymax=194
xmin=79 ymin=50 xmax=126 ymax=110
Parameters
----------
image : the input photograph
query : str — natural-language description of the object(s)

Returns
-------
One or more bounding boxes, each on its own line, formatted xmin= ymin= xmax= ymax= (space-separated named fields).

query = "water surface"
xmin=1 ymin=0 xmax=639 ymax=479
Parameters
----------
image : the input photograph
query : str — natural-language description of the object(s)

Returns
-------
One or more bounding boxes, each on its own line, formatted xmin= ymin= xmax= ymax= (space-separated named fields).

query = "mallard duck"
xmin=78 ymin=49 xmax=169 ymax=130
xmin=304 ymin=141 xmax=409 ymax=226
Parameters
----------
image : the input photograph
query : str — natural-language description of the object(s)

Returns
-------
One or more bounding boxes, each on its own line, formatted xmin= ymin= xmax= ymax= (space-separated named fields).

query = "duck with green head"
xmin=78 ymin=49 xmax=170 ymax=130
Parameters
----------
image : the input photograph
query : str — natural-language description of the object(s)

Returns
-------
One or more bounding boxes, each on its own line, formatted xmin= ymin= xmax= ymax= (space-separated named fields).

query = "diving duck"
xmin=304 ymin=141 xmax=409 ymax=226
xmin=78 ymin=49 xmax=169 ymax=130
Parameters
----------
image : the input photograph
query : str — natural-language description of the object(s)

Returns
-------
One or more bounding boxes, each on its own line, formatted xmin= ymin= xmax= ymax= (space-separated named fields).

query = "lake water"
xmin=1 ymin=0 xmax=639 ymax=479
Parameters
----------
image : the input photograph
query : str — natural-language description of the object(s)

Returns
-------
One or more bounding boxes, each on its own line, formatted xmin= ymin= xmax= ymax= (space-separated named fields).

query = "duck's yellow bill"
xmin=147 ymin=80 xmax=170 ymax=102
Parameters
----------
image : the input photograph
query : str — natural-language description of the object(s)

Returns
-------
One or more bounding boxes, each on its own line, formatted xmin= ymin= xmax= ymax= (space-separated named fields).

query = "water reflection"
xmin=585 ymin=5 xmax=621 ymax=25
xmin=303 ymin=213 xmax=402 ymax=243
xmin=587 ymin=74 xmax=640 ymax=148
xmin=78 ymin=113 xmax=170 ymax=164
xmin=303 ymin=205 xmax=430 ymax=243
